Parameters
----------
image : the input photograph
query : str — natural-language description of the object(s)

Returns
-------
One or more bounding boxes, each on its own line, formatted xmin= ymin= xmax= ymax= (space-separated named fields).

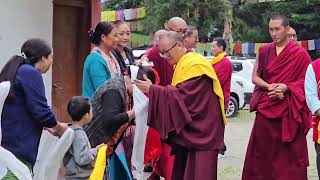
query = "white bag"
xmin=130 ymin=65 xmax=151 ymax=180
xmin=0 ymin=81 xmax=10 ymax=143
xmin=0 ymin=146 xmax=33 ymax=180
xmin=33 ymin=128 xmax=74 ymax=180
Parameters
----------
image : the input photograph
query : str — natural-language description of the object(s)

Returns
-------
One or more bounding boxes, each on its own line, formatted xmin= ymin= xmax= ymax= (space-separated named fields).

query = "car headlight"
xmin=236 ymin=81 xmax=244 ymax=87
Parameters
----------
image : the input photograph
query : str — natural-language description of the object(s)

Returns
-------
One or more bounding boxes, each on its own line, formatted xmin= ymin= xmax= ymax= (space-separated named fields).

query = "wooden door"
xmin=52 ymin=0 xmax=90 ymax=123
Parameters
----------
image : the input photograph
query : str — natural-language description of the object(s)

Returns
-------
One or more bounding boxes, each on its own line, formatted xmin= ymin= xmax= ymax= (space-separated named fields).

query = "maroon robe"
xmin=147 ymin=46 xmax=174 ymax=86
xmin=212 ymin=56 xmax=233 ymax=109
xmin=242 ymin=40 xmax=312 ymax=180
xmin=148 ymin=75 xmax=225 ymax=180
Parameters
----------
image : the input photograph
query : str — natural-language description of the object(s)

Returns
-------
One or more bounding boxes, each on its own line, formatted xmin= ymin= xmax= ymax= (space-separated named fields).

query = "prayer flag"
xmin=124 ymin=9 xmax=133 ymax=20
xmin=301 ymin=40 xmax=308 ymax=50
xmin=103 ymin=11 xmax=116 ymax=22
xmin=131 ymin=8 xmax=138 ymax=20
xmin=255 ymin=43 xmax=261 ymax=54
xmin=116 ymin=10 xmax=125 ymax=21
xmin=308 ymin=40 xmax=315 ymax=50
xmin=248 ymin=43 xmax=255 ymax=54
xmin=234 ymin=43 xmax=241 ymax=54
xmin=242 ymin=43 xmax=249 ymax=54
xmin=137 ymin=7 xmax=146 ymax=18
xmin=315 ymin=39 xmax=320 ymax=50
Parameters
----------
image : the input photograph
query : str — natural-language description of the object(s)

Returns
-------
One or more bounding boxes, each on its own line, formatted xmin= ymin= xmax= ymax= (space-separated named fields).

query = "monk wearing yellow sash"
xmin=134 ymin=31 xmax=225 ymax=180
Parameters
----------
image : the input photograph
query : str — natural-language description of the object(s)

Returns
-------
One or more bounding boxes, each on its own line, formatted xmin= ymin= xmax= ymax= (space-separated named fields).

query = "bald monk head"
xmin=288 ymin=27 xmax=297 ymax=41
xmin=165 ymin=17 xmax=188 ymax=33
xmin=153 ymin=29 xmax=167 ymax=45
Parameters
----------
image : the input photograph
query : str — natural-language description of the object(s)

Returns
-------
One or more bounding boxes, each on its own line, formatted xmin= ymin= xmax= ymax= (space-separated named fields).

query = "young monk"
xmin=242 ymin=14 xmax=312 ymax=180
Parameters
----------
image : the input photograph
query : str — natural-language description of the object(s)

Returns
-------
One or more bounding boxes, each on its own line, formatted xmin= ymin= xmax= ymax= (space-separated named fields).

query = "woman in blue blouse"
xmin=82 ymin=22 xmax=121 ymax=99
xmin=0 ymin=38 xmax=67 ymax=170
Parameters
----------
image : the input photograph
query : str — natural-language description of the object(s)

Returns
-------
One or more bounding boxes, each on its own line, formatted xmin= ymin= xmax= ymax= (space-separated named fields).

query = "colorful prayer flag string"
xmin=101 ymin=7 xmax=146 ymax=22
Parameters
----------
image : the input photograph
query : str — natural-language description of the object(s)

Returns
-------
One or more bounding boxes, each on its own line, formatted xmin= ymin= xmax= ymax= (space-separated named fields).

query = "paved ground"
xmin=218 ymin=110 xmax=318 ymax=180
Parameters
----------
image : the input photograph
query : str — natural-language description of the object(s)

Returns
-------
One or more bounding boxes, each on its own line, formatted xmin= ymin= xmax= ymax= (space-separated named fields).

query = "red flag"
xmin=234 ymin=43 xmax=241 ymax=54
xmin=301 ymin=40 xmax=308 ymax=50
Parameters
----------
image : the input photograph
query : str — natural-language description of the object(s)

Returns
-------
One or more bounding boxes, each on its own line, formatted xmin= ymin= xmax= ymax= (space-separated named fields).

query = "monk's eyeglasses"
xmin=159 ymin=43 xmax=178 ymax=58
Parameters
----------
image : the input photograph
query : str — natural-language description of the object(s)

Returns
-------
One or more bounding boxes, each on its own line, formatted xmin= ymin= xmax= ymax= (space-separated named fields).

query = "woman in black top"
xmin=112 ymin=21 xmax=135 ymax=74
xmin=84 ymin=66 xmax=157 ymax=179
xmin=85 ymin=75 xmax=134 ymax=179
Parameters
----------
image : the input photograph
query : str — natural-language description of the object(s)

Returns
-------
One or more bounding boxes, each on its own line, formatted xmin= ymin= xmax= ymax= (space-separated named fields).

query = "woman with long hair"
xmin=0 ymin=38 xmax=67 ymax=176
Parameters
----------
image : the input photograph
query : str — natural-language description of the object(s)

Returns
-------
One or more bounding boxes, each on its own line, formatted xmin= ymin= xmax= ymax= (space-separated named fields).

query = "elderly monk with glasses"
xmin=134 ymin=31 xmax=226 ymax=180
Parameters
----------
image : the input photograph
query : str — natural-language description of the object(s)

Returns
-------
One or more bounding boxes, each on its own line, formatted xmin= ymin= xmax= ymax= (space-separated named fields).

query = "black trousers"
xmin=218 ymin=109 xmax=228 ymax=155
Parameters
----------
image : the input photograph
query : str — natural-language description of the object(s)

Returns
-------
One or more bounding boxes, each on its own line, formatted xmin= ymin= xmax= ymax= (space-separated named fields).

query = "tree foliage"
xmin=103 ymin=0 xmax=320 ymax=43
xmin=232 ymin=0 xmax=320 ymax=42
xmin=142 ymin=0 xmax=232 ymax=42
xmin=104 ymin=0 xmax=232 ymax=42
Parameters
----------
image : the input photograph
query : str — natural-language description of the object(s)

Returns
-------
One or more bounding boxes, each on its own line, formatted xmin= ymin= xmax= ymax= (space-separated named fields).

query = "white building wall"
xmin=0 ymin=0 xmax=53 ymax=105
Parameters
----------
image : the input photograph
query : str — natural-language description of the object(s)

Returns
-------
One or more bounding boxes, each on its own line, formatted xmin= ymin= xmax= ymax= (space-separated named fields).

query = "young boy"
xmin=63 ymin=96 xmax=104 ymax=180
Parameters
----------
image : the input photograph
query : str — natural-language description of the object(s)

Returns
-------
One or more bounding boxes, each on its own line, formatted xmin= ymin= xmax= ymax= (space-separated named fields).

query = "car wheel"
xmin=226 ymin=96 xmax=239 ymax=118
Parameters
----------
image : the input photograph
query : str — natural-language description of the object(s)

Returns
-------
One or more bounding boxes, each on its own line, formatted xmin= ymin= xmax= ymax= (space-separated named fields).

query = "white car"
xmin=228 ymin=76 xmax=245 ymax=117
xmin=230 ymin=57 xmax=255 ymax=104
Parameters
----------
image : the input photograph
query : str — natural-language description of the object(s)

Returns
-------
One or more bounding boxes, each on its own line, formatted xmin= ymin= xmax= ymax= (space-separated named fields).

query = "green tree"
xmin=232 ymin=0 xmax=320 ymax=42
xmin=103 ymin=0 xmax=320 ymax=43
xmin=270 ymin=0 xmax=320 ymax=40
xmin=142 ymin=0 xmax=232 ymax=42
xmin=104 ymin=0 xmax=232 ymax=42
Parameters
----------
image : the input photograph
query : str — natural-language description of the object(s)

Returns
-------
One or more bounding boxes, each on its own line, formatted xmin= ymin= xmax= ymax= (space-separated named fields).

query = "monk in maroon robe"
xmin=242 ymin=15 xmax=312 ymax=180
xmin=134 ymin=31 xmax=225 ymax=180
xmin=211 ymin=37 xmax=232 ymax=156
xmin=211 ymin=37 xmax=232 ymax=110
xmin=147 ymin=17 xmax=187 ymax=86
xmin=145 ymin=18 xmax=188 ymax=180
